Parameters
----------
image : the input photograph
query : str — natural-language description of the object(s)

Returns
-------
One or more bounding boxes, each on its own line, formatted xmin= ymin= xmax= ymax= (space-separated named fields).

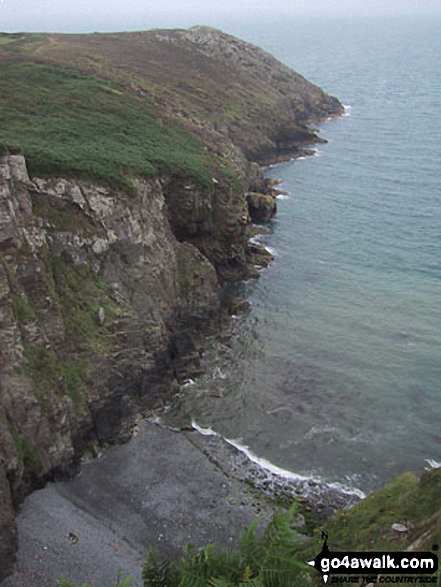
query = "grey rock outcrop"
xmin=0 ymin=151 xmax=239 ymax=579
xmin=246 ymin=192 xmax=277 ymax=223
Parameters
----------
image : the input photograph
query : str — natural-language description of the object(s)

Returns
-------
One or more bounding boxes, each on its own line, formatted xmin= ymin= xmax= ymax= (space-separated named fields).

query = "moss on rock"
xmin=50 ymin=252 xmax=118 ymax=352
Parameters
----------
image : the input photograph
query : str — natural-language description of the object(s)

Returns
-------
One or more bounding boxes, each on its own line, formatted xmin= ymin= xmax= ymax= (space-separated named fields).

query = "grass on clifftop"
xmin=0 ymin=61 xmax=215 ymax=190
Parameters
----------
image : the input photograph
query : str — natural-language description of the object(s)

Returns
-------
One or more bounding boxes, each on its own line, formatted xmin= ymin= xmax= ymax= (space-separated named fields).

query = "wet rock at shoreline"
xmin=245 ymin=242 xmax=275 ymax=269
xmin=225 ymin=297 xmax=251 ymax=316
xmin=246 ymin=192 xmax=277 ymax=223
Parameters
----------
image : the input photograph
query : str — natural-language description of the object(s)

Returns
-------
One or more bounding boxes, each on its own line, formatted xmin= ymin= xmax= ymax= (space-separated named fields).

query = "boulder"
xmin=246 ymin=192 xmax=277 ymax=223
xmin=226 ymin=297 xmax=251 ymax=316
xmin=245 ymin=242 xmax=275 ymax=269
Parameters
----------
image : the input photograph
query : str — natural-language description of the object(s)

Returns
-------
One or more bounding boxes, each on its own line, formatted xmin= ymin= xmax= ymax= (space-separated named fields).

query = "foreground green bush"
xmin=59 ymin=507 xmax=309 ymax=587
xmin=55 ymin=470 xmax=441 ymax=586
xmin=143 ymin=506 xmax=309 ymax=587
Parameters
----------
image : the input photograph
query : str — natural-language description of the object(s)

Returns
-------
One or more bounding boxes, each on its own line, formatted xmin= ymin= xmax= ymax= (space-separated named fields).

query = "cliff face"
xmin=0 ymin=27 xmax=343 ymax=579
xmin=0 ymin=152 xmax=251 ymax=576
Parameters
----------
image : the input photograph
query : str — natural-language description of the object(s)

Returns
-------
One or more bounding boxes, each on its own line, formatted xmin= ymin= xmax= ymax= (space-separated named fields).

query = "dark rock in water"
xmin=210 ymin=387 xmax=225 ymax=398
xmin=226 ymin=297 xmax=251 ymax=315
xmin=246 ymin=242 xmax=275 ymax=269
xmin=246 ymin=192 xmax=277 ymax=223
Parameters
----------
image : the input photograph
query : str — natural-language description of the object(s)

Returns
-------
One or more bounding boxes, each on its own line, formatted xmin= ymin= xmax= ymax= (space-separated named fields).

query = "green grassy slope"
xmin=0 ymin=28 xmax=341 ymax=189
xmin=297 ymin=469 xmax=441 ymax=562
xmin=0 ymin=60 xmax=216 ymax=190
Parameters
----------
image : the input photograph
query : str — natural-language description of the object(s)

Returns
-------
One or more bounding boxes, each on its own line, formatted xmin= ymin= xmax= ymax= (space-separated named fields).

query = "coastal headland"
xmin=0 ymin=25 xmax=342 ymax=580
xmin=2 ymin=25 xmax=440 ymax=587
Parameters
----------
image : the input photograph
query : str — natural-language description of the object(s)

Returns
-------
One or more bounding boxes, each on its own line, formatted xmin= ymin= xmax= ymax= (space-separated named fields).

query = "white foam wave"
xmin=267 ymin=406 xmax=292 ymax=416
xmin=224 ymin=437 xmax=311 ymax=482
xmin=326 ymin=481 xmax=366 ymax=500
xmin=182 ymin=378 xmax=196 ymax=387
xmin=264 ymin=246 xmax=277 ymax=256
xmin=191 ymin=421 xmax=218 ymax=436
xmin=226 ymin=437 xmax=365 ymax=499
xmin=248 ymin=236 xmax=277 ymax=257
xmin=276 ymin=194 xmax=290 ymax=200
xmin=191 ymin=421 xmax=365 ymax=500
xmin=342 ymin=104 xmax=352 ymax=117
xmin=425 ymin=458 xmax=441 ymax=469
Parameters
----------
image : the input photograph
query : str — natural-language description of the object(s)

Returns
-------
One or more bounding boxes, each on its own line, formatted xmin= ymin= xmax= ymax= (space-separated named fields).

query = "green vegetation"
xmin=12 ymin=432 xmax=43 ymax=480
xmin=177 ymin=246 xmax=205 ymax=301
xmin=143 ymin=506 xmax=308 ymax=587
xmin=50 ymin=251 xmax=118 ymax=352
xmin=50 ymin=470 xmax=441 ymax=586
xmin=298 ymin=469 xmax=441 ymax=562
xmin=3 ymin=250 xmax=96 ymax=412
xmin=23 ymin=344 xmax=91 ymax=414
xmin=0 ymin=26 xmax=335 ymax=197
xmin=0 ymin=61 xmax=215 ymax=190
xmin=62 ymin=359 xmax=91 ymax=414
xmin=23 ymin=345 xmax=65 ymax=398
xmin=10 ymin=294 xmax=37 ymax=323
xmin=32 ymin=194 xmax=102 ymax=235
xmin=0 ymin=33 xmax=45 ymax=51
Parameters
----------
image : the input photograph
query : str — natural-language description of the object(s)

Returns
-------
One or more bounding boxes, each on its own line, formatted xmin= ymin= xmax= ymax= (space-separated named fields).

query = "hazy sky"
xmin=1 ymin=0 xmax=441 ymax=32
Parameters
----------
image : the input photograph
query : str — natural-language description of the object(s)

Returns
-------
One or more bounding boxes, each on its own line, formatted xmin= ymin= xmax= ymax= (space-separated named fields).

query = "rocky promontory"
xmin=0 ymin=26 xmax=342 ymax=579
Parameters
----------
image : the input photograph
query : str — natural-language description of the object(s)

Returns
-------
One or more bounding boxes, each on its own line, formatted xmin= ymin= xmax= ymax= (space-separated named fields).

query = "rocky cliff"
xmin=0 ymin=151 xmax=253 ymax=577
xmin=0 ymin=27 xmax=342 ymax=579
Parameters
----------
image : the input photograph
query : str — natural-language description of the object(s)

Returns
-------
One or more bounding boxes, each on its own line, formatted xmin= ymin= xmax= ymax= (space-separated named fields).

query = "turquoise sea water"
xmin=165 ymin=16 xmax=441 ymax=494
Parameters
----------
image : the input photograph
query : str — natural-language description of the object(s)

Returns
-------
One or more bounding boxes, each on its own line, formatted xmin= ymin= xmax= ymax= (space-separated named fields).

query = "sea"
xmin=162 ymin=15 xmax=441 ymax=497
